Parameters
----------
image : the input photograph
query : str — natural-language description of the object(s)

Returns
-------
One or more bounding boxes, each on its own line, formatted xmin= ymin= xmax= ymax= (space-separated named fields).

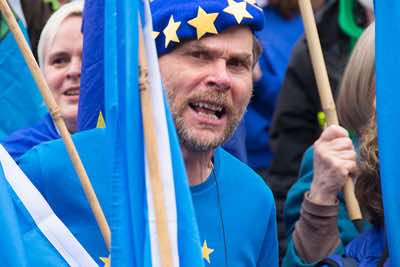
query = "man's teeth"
xmin=198 ymin=111 xmax=219 ymax=120
xmin=193 ymin=102 xmax=223 ymax=112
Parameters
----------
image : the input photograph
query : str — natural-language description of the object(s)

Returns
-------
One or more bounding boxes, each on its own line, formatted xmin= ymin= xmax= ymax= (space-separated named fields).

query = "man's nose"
xmin=205 ymin=59 xmax=231 ymax=91
xmin=67 ymin=58 xmax=81 ymax=80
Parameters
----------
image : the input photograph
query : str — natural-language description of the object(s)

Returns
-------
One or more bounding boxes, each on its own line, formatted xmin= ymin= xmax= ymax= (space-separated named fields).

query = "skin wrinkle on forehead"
xmin=176 ymin=42 xmax=254 ymax=68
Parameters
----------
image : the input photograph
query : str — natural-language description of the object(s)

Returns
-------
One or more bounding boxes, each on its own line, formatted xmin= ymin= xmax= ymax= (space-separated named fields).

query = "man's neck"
xmin=181 ymin=147 xmax=214 ymax=186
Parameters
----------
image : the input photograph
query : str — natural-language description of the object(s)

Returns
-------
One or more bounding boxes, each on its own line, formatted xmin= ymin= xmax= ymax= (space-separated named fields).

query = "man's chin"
xmin=180 ymin=134 xmax=225 ymax=152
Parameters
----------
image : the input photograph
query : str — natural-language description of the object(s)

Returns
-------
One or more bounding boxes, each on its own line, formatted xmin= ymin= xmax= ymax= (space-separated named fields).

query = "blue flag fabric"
xmin=104 ymin=0 xmax=203 ymax=266
xmin=0 ymin=168 xmax=65 ymax=266
xmin=0 ymin=20 xmax=46 ymax=140
xmin=77 ymin=0 xmax=104 ymax=131
xmin=0 ymin=145 xmax=98 ymax=266
xmin=375 ymin=1 xmax=400 ymax=265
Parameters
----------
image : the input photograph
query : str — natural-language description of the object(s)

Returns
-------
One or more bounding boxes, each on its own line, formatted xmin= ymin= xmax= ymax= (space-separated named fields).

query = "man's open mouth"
xmin=189 ymin=101 xmax=225 ymax=120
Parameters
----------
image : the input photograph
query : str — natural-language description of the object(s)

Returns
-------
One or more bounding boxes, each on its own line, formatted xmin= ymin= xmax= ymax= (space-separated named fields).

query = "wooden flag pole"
xmin=138 ymin=20 xmax=174 ymax=267
xmin=298 ymin=0 xmax=363 ymax=222
xmin=0 ymin=0 xmax=111 ymax=250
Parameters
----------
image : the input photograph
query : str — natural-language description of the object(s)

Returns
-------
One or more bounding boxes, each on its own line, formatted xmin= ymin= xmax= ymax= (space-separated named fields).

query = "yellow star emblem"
xmin=152 ymin=31 xmax=160 ymax=40
xmin=100 ymin=256 xmax=110 ymax=267
xmin=188 ymin=7 xmax=219 ymax=39
xmin=96 ymin=111 xmax=106 ymax=128
xmin=223 ymin=0 xmax=253 ymax=24
xmin=163 ymin=15 xmax=181 ymax=48
xmin=202 ymin=240 xmax=214 ymax=264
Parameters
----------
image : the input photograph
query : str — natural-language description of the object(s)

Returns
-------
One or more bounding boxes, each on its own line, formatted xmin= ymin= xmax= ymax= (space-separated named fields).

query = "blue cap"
xmin=150 ymin=0 xmax=264 ymax=56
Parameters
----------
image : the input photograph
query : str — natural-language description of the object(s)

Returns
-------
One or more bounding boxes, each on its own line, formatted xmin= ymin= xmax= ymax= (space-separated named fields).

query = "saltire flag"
xmin=375 ymin=1 xmax=400 ymax=265
xmin=0 ymin=145 xmax=97 ymax=266
xmin=0 ymin=1 xmax=46 ymax=140
xmin=104 ymin=0 xmax=203 ymax=266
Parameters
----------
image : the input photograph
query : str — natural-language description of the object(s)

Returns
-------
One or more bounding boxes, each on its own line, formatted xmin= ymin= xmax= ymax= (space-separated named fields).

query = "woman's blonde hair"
xmin=37 ymin=0 xmax=84 ymax=69
xmin=337 ymin=22 xmax=375 ymax=136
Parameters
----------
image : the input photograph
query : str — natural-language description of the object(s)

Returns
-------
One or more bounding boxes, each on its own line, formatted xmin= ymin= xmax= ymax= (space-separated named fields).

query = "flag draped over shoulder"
xmin=104 ymin=0 xmax=203 ymax=266
xmin=375 ymin=1 xmax=400 ymax=265
xmin=0 ymin=145 xmax=97 ymax=267
xmin=0 ymin=4 xmax=46 ymax=140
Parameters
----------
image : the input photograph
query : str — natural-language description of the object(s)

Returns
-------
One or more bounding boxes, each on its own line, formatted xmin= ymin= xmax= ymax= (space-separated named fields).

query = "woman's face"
xmin=43 ymin=15 xmax=82 ymax=132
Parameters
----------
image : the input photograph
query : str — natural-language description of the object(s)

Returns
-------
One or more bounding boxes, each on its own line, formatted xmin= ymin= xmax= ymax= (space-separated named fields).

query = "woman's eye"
xmin=50 ymin=55 xmax=70 ymax=66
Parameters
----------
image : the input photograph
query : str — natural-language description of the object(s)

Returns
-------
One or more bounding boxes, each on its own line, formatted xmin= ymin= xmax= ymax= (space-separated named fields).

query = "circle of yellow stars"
xmin=152 ymin=0 xmax=261 ymax=48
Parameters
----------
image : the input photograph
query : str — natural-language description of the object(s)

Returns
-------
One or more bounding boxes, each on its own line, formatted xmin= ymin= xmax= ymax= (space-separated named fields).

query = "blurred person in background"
xmin=283 ymin=22 xmax=375 ymax=266
xmin=2 ymin=0 xmax=83 ymax=159
xmin=244 ymin=0 xmax=325 ymax=259
xmin=266 ymin=0 xmax=373 ymax=258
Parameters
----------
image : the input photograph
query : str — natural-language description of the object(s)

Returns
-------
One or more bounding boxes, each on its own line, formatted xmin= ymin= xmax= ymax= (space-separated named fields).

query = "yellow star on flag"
xmin=223 ymin=0 xmax=253 ymax=24
xmin=188 ymin=7 xmax=219 ymax=39
xmin=152 ymin=31 xmax=160 ymax=40
xmin=163 ymin=15 xmax=181 ymax=48
xmin=96 ymin=111 xmax=106 ymax=128
xmin=100 ymin=256 xmax=110 ymax=267
xmin=202 ymin=240 xmax=214 ymax=264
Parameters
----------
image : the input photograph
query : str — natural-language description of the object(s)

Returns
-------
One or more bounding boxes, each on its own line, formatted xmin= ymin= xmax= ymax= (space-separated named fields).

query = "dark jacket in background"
xmin=267 ymin=0 xmax=357 ymax=258
xmin=20 ymin=0 xmax=55 ymax=60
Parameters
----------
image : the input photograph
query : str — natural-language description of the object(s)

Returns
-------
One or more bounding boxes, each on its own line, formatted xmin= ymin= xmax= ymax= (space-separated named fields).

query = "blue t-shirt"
xmin=191 ymin=148 xmax=278 ymax=266
xmin=18 ymin=128 xmax=278 ymax=266
xmin=2 ymin=113 xmax=59 ymax=160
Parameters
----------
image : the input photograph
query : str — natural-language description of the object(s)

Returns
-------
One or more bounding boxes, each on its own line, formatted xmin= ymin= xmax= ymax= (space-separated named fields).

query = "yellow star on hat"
xmin=188 ymin=7 xmax=219 ymax=39
xmin=223 ymin=0 xmax=253 ymax=24
xmin=163 ymin=15 xmax=181 ymax=48
xmin=202 ymin=240 xmax=214 ymax=264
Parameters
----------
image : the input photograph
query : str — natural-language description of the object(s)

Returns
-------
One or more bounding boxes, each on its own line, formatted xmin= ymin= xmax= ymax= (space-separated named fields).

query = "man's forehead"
xmin=179 ymin=27 xmax=253 ymax=54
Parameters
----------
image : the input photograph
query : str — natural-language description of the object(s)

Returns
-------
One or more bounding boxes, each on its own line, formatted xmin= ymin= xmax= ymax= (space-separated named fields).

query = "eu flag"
xmin=375 ymin=1 xmax=400 ymax=265
xmin=102 ymin=0 xmax=204 ymax=266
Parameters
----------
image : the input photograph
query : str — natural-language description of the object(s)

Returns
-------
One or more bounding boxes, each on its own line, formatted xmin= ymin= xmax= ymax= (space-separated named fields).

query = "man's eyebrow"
xmin=182 ymin=43 xmax=253 ymax=60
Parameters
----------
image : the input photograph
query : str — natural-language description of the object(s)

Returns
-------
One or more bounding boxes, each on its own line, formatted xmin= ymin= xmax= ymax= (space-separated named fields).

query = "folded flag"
xmin=103 ymin=0 xmax=203 ymax=266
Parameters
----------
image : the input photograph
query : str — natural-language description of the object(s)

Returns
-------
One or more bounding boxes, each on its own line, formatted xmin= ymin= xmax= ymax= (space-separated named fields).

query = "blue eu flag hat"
xmin=150 ymin=0 xmax=264 ymax=55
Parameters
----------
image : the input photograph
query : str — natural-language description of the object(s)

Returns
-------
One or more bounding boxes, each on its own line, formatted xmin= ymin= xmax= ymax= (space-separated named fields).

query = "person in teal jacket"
xmin=282 ymin=22 xmax=375 ymax=266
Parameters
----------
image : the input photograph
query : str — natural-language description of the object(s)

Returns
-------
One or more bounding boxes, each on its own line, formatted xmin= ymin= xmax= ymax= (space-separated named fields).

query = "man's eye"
xmin=191 ymin=51 xmax=210 ymax=60
xmin=227 ymin=58 xmax=248 ymax=70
